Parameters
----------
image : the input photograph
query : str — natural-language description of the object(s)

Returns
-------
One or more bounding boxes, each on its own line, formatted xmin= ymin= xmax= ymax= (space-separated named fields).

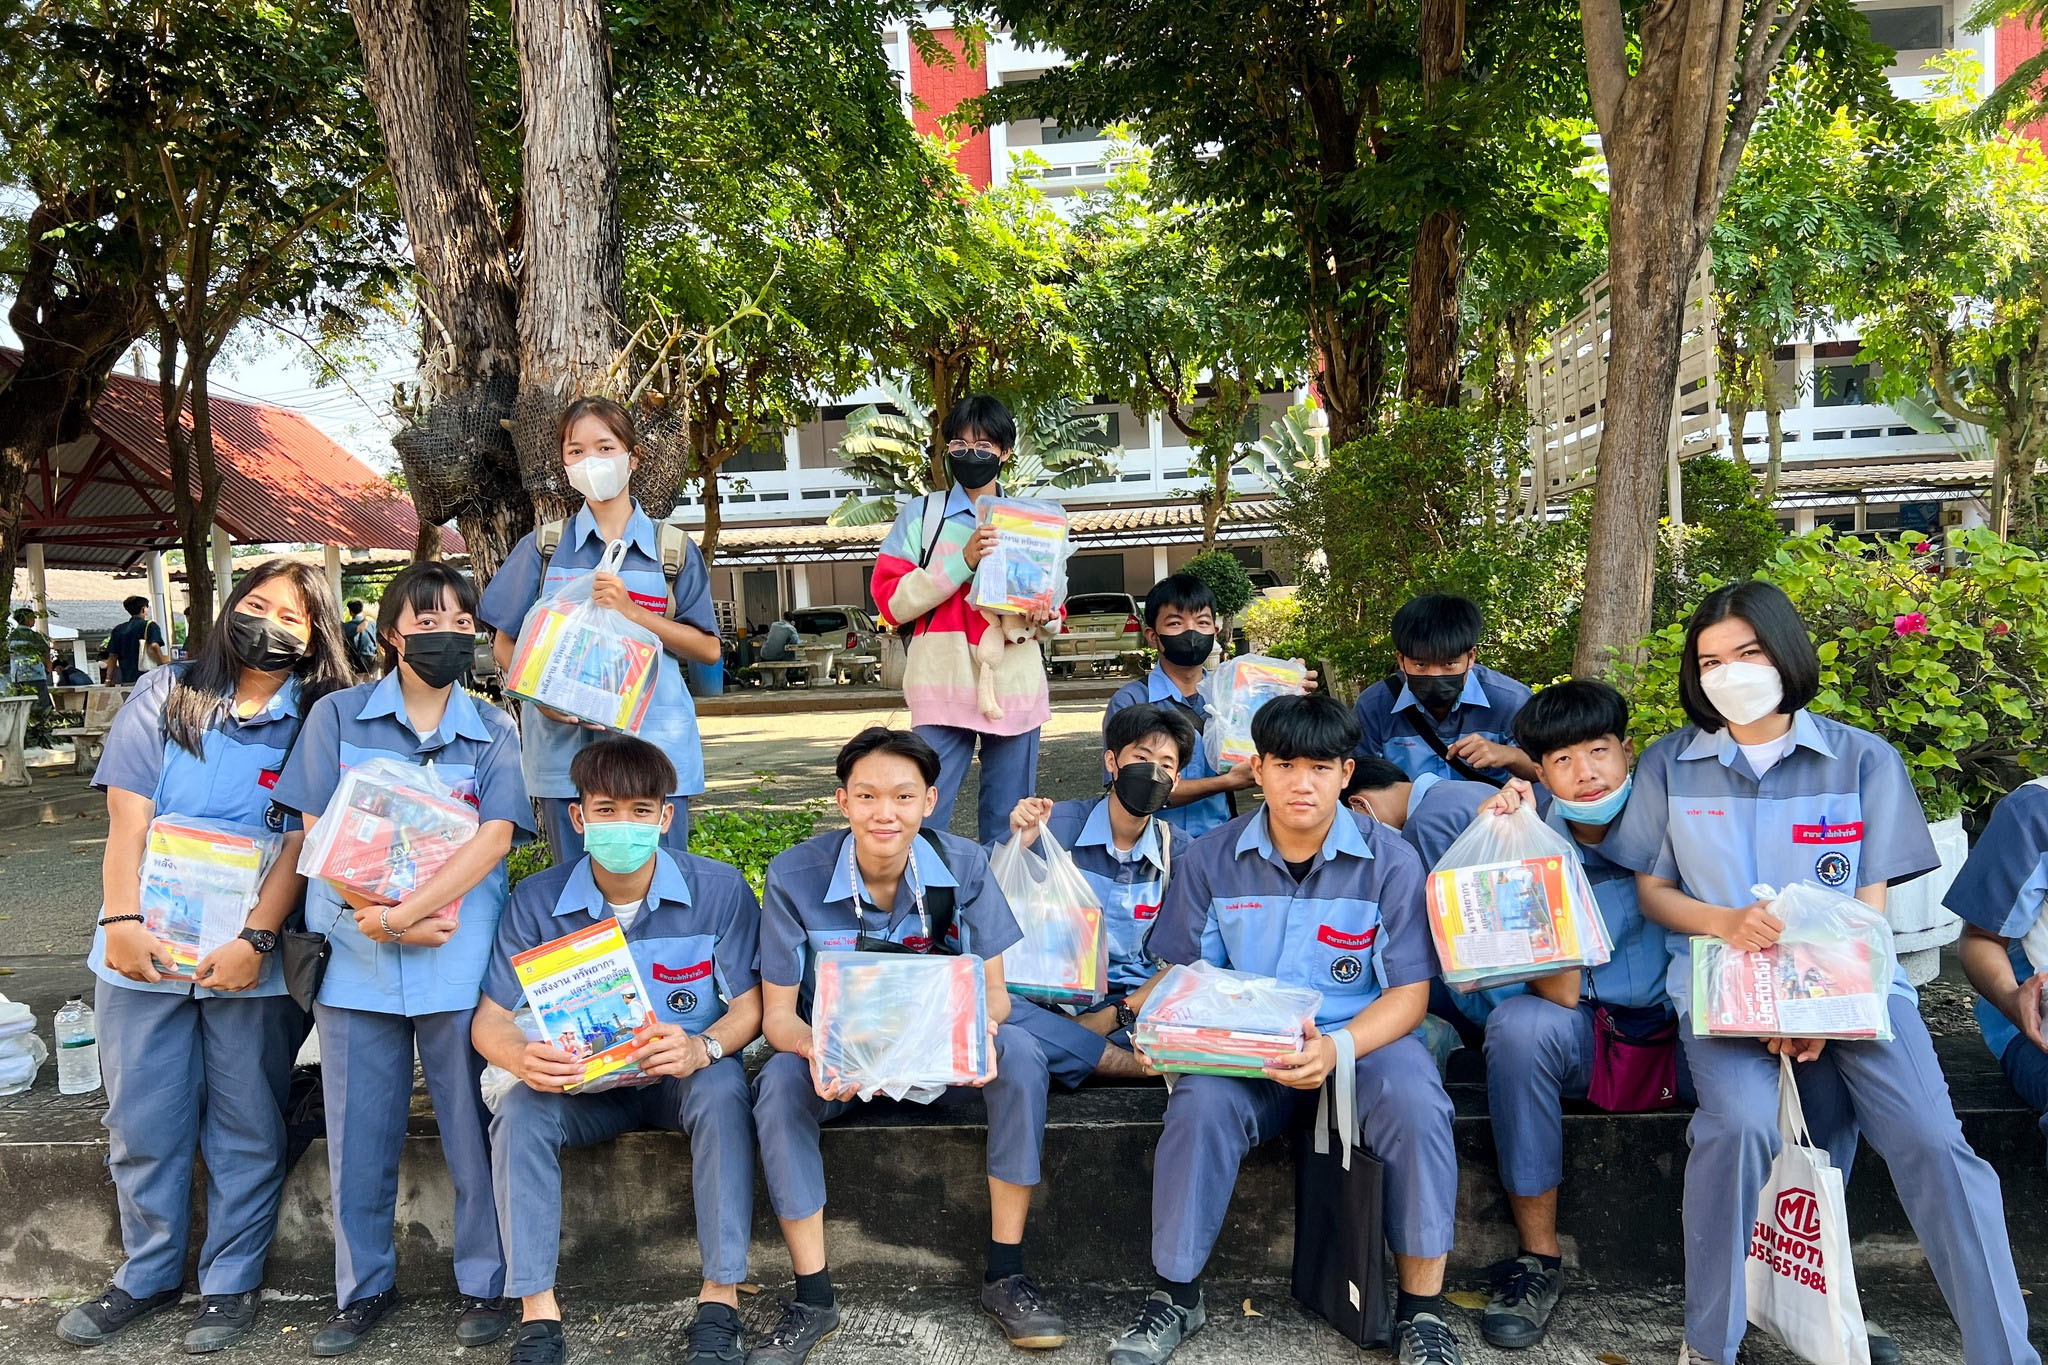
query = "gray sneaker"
xmin=1395 ymin=1311 xmax=1463 ymax=1365
xmin=744 ymin=1300 xmax=840 ymax=1365
xmin=980 ymin=1274 xmax=1067 ymax=1349
xmin=1867 ymin=1322 xmax=1901 ymax=1365
xmin=1480 ymin=1255 xmax=1563 ymax=1349
xmin=185 ymin=1292 xmax=259 ymax=1354
xmin=1106 ymin=1290 xmax=1205 ymax=1365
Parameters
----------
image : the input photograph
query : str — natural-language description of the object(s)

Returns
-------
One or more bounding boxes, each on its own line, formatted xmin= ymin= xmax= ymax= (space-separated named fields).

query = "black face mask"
xmin=1406 ymin=670 xmax=1467 ymax=713
xmin=946 ymin=451 xmax=1003 ymax=491
xmin=1157 ymin=629 xmax=1215 ymax=669
xmin=401 ymin=631 xmax=473 ymax=689
xmin=1112 ymin=761 xmax=1174 ymax=817
xmin=225 ymin=612 xmax=305 ymax=673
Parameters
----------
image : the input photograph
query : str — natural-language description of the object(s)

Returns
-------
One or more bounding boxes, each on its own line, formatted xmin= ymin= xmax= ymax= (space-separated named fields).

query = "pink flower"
xmin=1993 ymin=621 xmax=2012 ymax=637
xmin=1914 ymin=540 xmax=1933 ymax=554
xmin=1894 ymin=612 xmax=1929 ymax=636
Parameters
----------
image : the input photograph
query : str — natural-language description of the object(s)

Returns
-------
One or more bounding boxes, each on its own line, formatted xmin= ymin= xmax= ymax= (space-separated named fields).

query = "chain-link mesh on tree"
xmin=506 ymin=383 xmax=691 ymax=520
xmin=391 ymin=376 xmax=520 ymax=527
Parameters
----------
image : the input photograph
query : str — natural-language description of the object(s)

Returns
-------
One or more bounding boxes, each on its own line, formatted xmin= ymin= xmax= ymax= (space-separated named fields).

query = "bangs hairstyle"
xmin=1514 ymin=679 xmax=1632 ymax=761
xmin=558 ymin=394 xmax=639 ymax=452
xmin=1104 ymin=700 xmax=1197 ymax=768
xmin=570 ymin=735 xmax=676 ymax=804
xmin=1678 ymin=580 xmax=1818 ymax=732
xmin=1141 ymin=573 xmax=1218 ymax=629
xmin=939 ymin=393 xmax=1017 ymax=453
xmin=1341 ymin=755 xmax=1409 ymax=802
xmin=1391 ymin=592 xmax=1483 ymax=663
xmin=1251 ymin=693 xmax=1361 ymax=762
xmin=375 ymin=561 xmax=479 ymax=673
xmin=163 ymin=558 xmax=353 ymax=756
xmin=836 ymin=726 xmax=941 ymax=788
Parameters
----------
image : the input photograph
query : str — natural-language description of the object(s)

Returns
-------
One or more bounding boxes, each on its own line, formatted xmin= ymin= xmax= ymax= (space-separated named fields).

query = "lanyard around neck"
xmin=845 ymin=834 xmax=928 ymax=944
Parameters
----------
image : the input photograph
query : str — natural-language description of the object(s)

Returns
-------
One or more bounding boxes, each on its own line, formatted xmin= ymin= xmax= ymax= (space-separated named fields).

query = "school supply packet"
xmin=138 ymin=817 xmax=283 ymax=981
xmin=1692 ymin=882 xmax=1895 ymax=1041
xmin=296 ymin=757 xmax=479 ymax=903
xmin=1426 ymin=803 xmax=1612 ymax=991
xmin=505 ymin=539 xmax=662 ymax=733
xmin=1134 ymin=961 xmax=1321 ymax=1077
xmin=990 ymin=826 xmax=1108 ymax=1008
xmin=512 ymin=918 xmax=659 ymax=1092
xmin=1199 ymin=654 xmax=1310 ymax=770
xmin=968 ymin=495 xmax=1070 ymax=614
xmin=811 ymin=951 xmax=992 ymax=1102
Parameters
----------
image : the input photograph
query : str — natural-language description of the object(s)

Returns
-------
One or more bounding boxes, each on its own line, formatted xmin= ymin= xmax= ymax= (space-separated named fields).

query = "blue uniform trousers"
xmin=752 ymin=1026 xmax=1050 ymax=1221
xmin=315 ymin=1003 xmax=505 ymax=1304
xmin=1998 ymin=1035 xmax=2048 ymax=1162
xmin=1151 ymin=1032 xmax=1456 ymax=1282
xmin=491 ymin=1058 xmax=754 ymax=1293
xmin=537 ymin=796 xmax=690 ymax=865
xmin=915 ymin=724 xmax=1039 ymax=845
xmin=1680 ymin=994 xmax=2036 ymax=1365
xmin=1005 ymin=995 xmax=1135 ymax=1090
xmin=97 ymin=981 xmax=302 ymax=1298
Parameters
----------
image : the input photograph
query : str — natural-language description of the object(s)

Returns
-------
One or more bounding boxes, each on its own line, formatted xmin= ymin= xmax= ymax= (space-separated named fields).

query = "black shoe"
xmin=1394 ymin=1310 xmax=1464 ymax=1365
xmin=185 ymin=1292 xmax=260 ymax=1354
xmin=57 ymin=1285 xmax=184 ymax=1346
xmin=310 ymin=1290 xmax=400 ymax=1358
xmin=1106 ymin=1290 xmax=1206 ymax=1365
xmin=1868 ymin=1321 xmax=1902 ymax=1365
xmin=684 ymin=1303 xmax=744 ymax=1364
xmin=506 ymin=1321 xmax=566 ymax=1365
xmin=979 ymin=1274 xmax=1067 ymax=1349
xmin=743 ymin=1299 xmax=841 ymax=1365
xmin=457 ymin=1296 xmax=515 ymax=1348
xmin=1480 ymin=1255 xmax=1563 ymax=1350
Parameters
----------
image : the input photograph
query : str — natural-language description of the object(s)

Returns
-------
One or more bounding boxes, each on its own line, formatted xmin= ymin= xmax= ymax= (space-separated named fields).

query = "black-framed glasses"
xmin=946 ymin=441 xmax=1003 ymax=458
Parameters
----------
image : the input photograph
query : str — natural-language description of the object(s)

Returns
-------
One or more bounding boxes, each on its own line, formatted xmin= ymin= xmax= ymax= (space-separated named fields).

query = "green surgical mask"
xmin=581 ymin=818 xmax=662 ymax=874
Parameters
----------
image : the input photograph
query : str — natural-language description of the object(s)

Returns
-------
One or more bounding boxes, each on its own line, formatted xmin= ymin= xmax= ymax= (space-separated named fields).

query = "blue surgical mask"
xmin=581 ymin=818 xmax=662 ymax=874
xmin=1550 ymin=776 xmax=1632 ymax=827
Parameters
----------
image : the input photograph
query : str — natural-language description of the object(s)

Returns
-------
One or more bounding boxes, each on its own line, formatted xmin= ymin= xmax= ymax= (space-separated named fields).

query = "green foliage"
xmin=1239 ymin=592 xmax=1307 ymax=659
xmin=1656 ymin=455 xmax=1785 ymax=622
xmin=506 ymin=804 xmax=822 ymax=895
xmin=506 ymin=839 xmax=554 ymax=888
xmin=1617 ymin=529 xmax=2048 ymax=821
xmin=1179 ymin=551 xmax=1256 ymax=620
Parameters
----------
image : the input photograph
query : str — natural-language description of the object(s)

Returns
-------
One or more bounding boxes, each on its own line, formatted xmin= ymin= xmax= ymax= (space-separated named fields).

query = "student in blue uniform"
xmin=479 ymin=396 xmax=721 ymax=860
xmin=749 ymin=728 xmax=1058 ymax=1363
xmin=1102 ymin=576 xmax=1250 ymax=838
xmin=1112 ymin=694 xmax=1461 ymax=1365
xmin=1001 ymin=701 xmax=1196 ymax=1085
xmin=274 ymin=561 xmax=536 ymax=1357
xmin=1950 ymin=780 xmax=2048 ymax=1155
xmin=1602 ymin=581 xmax=2034 ymax=1365
xmin=57 ymin=561 xmax=354 ymax=1355
xmin=1350 ymin=593 xmax=1536 ymax=785
xmin=475 ymin=737 xmax=761 ymax=1365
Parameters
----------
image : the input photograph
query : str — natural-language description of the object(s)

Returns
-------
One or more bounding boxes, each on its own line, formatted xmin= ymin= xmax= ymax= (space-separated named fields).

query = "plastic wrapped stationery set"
xmin=810 ymin=951 xmax=993 ymax=1102
xmin=1200 ymin=655 xmax=1310 ymax=769
xmin=990 ymin=827 xmax=1108 ymax=1008
xmin=1134 ymin=961 xmax=1323 ymax=1077
xmin=505 ymin=539 xmax=661 ymax=733
xmin=139 ymin=817 xmax=284 ymax=981
xmin=1693 ymin=882 xmax=1896 ymax=1041
xmin=968 ymin=495 xmax=1071 ymax=615
xmin=1426 ymin=803 xmax=1613 ymax=992
xmin=296 ymin=757 xmax=479 ymax=901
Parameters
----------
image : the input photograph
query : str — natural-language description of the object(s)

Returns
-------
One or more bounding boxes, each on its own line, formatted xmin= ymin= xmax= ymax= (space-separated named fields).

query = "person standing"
xmin=341 ymin=599 xmax=380 ymax=676
xmin=105 ymin=597 xmax=169 ymax=685
xmin=10 ymin=606 xmax=54 ymax=713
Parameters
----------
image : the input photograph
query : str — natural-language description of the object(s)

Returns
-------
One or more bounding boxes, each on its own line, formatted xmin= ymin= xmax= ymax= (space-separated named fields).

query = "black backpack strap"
xmin=917 ymin=826 xmax=959 ymax=950
xmin=894 ymin=491 xmax=951 ymax=642
xmin=1386 ymin=670 xmax=1505 ymax=789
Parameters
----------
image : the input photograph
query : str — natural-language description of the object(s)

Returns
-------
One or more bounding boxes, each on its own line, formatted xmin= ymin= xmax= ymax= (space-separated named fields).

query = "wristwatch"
xmin=239 ymin=928 xmax=279 ymax=954
xmin=701 ymin=1035 xmax=725 ymax=1063
xmin=1114 ymin=999 xmax=1138 ymax=1032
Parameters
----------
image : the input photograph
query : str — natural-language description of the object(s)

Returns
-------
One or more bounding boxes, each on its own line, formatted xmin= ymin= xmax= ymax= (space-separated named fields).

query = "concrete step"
xmin=0 ymin=773 xmax=100 ymax=832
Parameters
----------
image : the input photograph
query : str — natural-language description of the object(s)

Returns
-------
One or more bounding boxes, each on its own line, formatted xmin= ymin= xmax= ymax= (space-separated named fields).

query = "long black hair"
xmin=163 ymin=558 xmax=353 ymax=755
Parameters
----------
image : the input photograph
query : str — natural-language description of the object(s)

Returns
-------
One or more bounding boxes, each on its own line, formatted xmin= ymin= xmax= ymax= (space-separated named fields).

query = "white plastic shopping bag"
xmin=504 ymin=539 xmax=663 ymax=733
xmin=1745 ymin=1055 xmax=1869 ymax=1365
xmin=991 ymin=827 xmax=1108 ymax=1008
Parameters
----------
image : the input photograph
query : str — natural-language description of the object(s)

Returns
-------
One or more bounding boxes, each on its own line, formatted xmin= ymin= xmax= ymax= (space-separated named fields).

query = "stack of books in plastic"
xmin=506 ymin=605 xmax=660 ymax=733
xmin=298 ymin=757 xmax=479 ymax=902
xmin=139 ymin=817 xmax=281 ymax=980
xmin=513 ymin=918 xmax=658 ymax=1092
xmin=1692 ymin=881 xmax=1896 ymax=1041
xmin=811 ymin=951 xmax=992 ymax=1102
xmin=1134 ymin=961 xmax=1323 ymax=1077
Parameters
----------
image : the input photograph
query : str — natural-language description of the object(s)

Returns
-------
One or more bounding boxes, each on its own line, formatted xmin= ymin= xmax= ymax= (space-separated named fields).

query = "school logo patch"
xmin=1814 ymin=852 xmax=1852 ymax=887
xmin=1133 ymin=902 xmax=1160 ymax=922
xmin=263 ymin=800 xmax=286 ymax=833
xmin=666 ymin=988 xmax=698 ymax=1015
xmin=1330 ymin=954 xmax=1363 ymax=984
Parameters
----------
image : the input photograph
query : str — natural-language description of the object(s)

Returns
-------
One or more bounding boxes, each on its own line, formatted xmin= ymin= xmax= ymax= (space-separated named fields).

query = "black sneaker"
xmin=185 ymin=1292 xmax=260 ymax=1354
xmin=1480 ymin=1255 xmax=1563 ymax=1349
xmin=980 ymin=1274 xmax=1067 ymax=1349
xmin=684 ymin=1303 xmax=744 ymax=1363
xmin=743 ymin=1300 xmax=840 ymax=1365
xmin=1868 ymin=1322 xmax=1902 ymax=1365
xmin=457 ymin=1296 xmax=515 ymax=1348
xmin=57 ymin=1285 xmax=184 ymax=1346
xmin=310 ymin=1290 xmax=400 ymax=1358
xmin=1395 ymin=1311 xmax=1463 ymax=1365
xmin=1106 ymin=1290 xmax=1206 ymax=1365
xmin=506 ymin=1320 xmax=566 ymax=1365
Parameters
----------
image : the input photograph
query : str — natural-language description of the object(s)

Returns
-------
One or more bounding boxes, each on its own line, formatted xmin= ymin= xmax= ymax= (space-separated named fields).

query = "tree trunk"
xmin=700 ymin=463 xmax=725 ymax=565
xmin=159 ymin=335 xmax=220 ymax=648
xmin=1762 ymin=375 xmax=1785 ymax=504
xmin=1402 ymin=0 xmax=1466 ymax=409
xmin=1305 ymin=228 xmax=1399 ymax=449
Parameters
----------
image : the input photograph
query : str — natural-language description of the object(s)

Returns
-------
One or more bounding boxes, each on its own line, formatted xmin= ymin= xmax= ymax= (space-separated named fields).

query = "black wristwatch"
xmin=1114 ymin=999 xmax=1138 ymax=1032
xmin=239 ymin=928 xmax=280 ymax=954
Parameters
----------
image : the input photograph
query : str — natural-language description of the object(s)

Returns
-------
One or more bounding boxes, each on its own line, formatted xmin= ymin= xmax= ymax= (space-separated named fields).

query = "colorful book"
xmin=1691 ymin=935 xmax=1885 ymax=1039
xmin=811 ymin=952 xmax=992 ymax=1101
xmin=138 ymin=818 xmax=280 ymax=980
xmin=1133 ymin=962 xmax=1320 ymax=1077
xmin=1202 ymin=656 xmax=1309 ymax=768
xmin=1428 ymin=854 xmax=1588 ymax=984
xmin=506 ymin=606 xmax=660 ymax=733
xmin=297 ymin=758 xmax=479 ymax=902
xmin=512 ymin=919 xmax=658 ymax=1091
xmin=969 ymin=497 xmax=1069 ymax=613
xmin=1001 ymin=893 xmax=1106 ymax=1008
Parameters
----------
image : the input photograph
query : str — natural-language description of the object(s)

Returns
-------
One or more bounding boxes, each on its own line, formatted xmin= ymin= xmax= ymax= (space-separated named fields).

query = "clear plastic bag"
xmin=139 ymin=817 xmax=284 ymax=980
xmin=1692 ymin=881 xmax=1896 ymax=1041
xmin=991 ymin=826 xmax=1108 ymax=1008
xmin=1133 ymin=961 xmax=1323 ymax=1077
xmin=811 ymin=951 xmax=992 ymax=1102
xmin=505 ymin=539 xmax=663 ymax=732
xmin=1199 ymin=654 xmax=1310 ymax=770
xmin=1426 ymin=803 xmax=1612 ymax=992
xmin=969 ymin=495 xmax=1071 ymax=614
xmin=296 ymin=757 xmax=480 ymax=901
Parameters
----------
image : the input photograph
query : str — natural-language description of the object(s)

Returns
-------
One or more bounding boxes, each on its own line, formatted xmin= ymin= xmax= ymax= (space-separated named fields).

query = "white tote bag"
xmin=1745 ymin=1055 xmax=1869 ymax=1365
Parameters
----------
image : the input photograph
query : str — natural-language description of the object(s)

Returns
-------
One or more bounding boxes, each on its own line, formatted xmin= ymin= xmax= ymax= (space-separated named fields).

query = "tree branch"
xmin=1715 ymin=0 xmax=1821 ymax=208
xmin=1582 ymin=0 xmax=1630 ymax=134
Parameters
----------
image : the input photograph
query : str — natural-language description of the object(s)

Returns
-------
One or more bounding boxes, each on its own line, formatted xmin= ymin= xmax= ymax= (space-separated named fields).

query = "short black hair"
xmin=939 ymin=393 xmax=1017 ymax=454
xmin=123 ymin=596 xmax=149 ymax=616
xmin=374 ymin=561 xmax=479 ymax=672
xmin=570 ymin=735 xmax=677 ymax=803
xmin=1341 ymin=755 xmax=1410 ymax=802
xmin=1104 ymin=701 xmax=1197 ymax=769
xmin=836 ymin=726 xmax=942 ymax=788
xmin=1677 ymin=580 xmax=1818 ymax=732
xmin=1141 ymin=573 xmax=1218 ymax=629
xmin=11 ymin=607 xmax=34 ymax=625
xmin=1515 ymin=679 xmax=1632 ymax=761
xmin=1391 ymin=593 xmax=1483 ymax=664
xmin=347 ymin=598 xmax=364 ymax=614
xmin=1251 ymin=693 xmax=1361 ymax=761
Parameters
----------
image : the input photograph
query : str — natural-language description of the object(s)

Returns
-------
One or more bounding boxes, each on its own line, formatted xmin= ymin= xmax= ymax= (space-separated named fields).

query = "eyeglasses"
xmin=946 ymin=441 xmax=1003 ymax=458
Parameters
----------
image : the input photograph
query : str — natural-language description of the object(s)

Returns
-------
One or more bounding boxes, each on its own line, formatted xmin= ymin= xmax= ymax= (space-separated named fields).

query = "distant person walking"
xmin=104 ymin=597 xmax=168 ymax=686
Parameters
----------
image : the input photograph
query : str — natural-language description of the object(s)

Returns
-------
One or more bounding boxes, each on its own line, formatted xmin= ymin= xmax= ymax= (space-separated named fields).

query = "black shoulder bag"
xmin=853 ymin=828 xmax=960 ymax=954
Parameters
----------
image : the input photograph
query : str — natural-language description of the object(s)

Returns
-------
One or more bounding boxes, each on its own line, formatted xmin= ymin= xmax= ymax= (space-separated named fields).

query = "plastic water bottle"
xmin=55 ymin=995 xmax=100 ymax=1095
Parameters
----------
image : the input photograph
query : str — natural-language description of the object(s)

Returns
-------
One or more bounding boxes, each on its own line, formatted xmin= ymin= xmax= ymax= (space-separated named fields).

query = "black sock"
xmin=1396 ymin=1290 xmax=1446 ymax=1323
xmin=985 ymin=1238 xmax=1024 ymax=1283
xmin=794 ymin=1269 xmax=834 ymax=1308
xmin=1523 ymin=1249 xmax=1562 ymax=1272
xmin=1154 ymin=1275 xmax=1201 ymax=1310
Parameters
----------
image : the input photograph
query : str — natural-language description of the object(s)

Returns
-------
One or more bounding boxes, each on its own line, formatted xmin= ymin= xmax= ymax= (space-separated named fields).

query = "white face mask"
xmin=1700 ymin=659 xmax=1784 ymax=726
xmin=566 ymin=452 xmax=632 ymax=503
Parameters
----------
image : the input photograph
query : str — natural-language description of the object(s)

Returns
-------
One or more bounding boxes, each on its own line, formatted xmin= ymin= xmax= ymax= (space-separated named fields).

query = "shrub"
xmin=1178 ymin=550 xmax=1256 ymax=619
xmin=505 ymin=802 xmax=822 ymax=893
xmin=1239 ymin=591 xmax=1307 ymax=658
xmin=1655 ymin=454 xmax=1784 ymax=623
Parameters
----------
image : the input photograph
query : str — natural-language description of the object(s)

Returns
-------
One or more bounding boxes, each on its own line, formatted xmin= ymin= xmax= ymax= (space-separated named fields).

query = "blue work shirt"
xmin=89 ymin=664 xmax=305 ymax=1000
xmin=477 ymin=501 xmax=717 ymax=800
xmin=273 ymin=672 xmax=533 ymax=1017
xmin=760 ymin=827 xmax=1022 ymax=1020
xmin=1105 ymin=666 xmax=1231 ymax=837
xmin=1024 ymin=796 xmax=1190 ymax=996
xmin=1602 ymin=710 xmax=1938 ymax=1015
xmin=1149 ymin=807 xmax=1434 ymax=1034
xmin=485 ymin=849 xmax=760 ymax=1035
xmin=1353 ymin=663 xmax=1531 ymax=782
xmin=1944 ymin=781 xmax=2048 ymax=1066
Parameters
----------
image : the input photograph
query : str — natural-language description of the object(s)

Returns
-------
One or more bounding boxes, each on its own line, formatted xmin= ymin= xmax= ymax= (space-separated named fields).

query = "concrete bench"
xmin=752 ymin=660 xmax=811 ymax=689
xmin=833 ymin=653 xmax=878 ymax=685
xmin=0 ymin=694 xmax=32 ymax=788
xmin=50 ymin=686 xmax=126 ymax=776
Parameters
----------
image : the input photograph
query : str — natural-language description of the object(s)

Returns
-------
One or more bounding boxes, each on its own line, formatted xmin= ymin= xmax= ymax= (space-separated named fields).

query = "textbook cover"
xmin=512 ymin=919 xmax=658 ymax=1090
xmin=297 ymin=758 xmax=478 ymax=902
xmin=1133 ymin=962 xmax=1320 ymax=1078
xmin=1428 ymin=855 xmax=1584 ymax=983
xmin=505 ymin=606 xmax=659 ymax=733
xmin=1691 ymin=936 xmax=1885 ymax=1039
xmin=1201 ymin=656 xmax=1310 ymax=768
xmin=811 ymin=951 xmax=992 ymax=1102
xmin=969 ymin=496 xmax=1069 ymax=614
xmin=139 ymin=818 xmax=281 ymax=980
